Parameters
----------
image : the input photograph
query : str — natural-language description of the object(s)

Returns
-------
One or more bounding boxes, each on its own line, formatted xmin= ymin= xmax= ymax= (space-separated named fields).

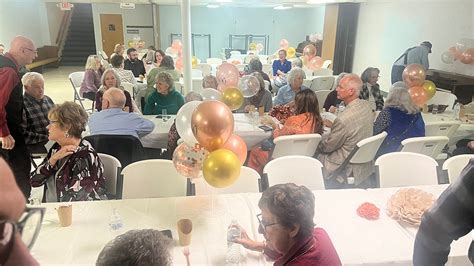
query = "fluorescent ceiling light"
xmin=207 ymin=4 xmax=220 ymax=8
xmin=215 ymin=0 xmax=232 ymax=2
xmin=274 ymin=5 xmax=293 ymax=10
xmin=307 ymin=0 xmax=337 ymax=3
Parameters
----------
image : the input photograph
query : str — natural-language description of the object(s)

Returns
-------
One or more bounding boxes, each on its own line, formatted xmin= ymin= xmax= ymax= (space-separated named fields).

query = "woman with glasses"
xmin=234 ymin=183 xmax=341 ymax=265
xmin=30 ymin=102 xmax=107 ymax=202
xmin=359 ymin=67 xmax=384 ymax=111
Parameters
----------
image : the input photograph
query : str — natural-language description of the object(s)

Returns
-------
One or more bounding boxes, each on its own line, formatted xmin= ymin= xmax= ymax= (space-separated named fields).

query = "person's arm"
xmin=139 ymin=60 xmax=146 ymax=76
xmin=30 ymin=145 xmax=63 ymax=187
xmin=0 ymin=68 xmax=19 ymax=137
xmin=95 ymin=91 xmax=103 ymax=111
xmin=318 ymin=118 xmax=349 ymax=153
xmin=143 ymin=95 xmax=155 ymax=115
xmin=135 ymin=116 xmax=155 ymax=136
xmin=272 ymin=60 xmax=278 ymax=76
xmin=263 ymin=92 xmax=273 ymax=112
xmin=323 ymin=90 xmax=337 ymax=112
xmin=273 ymin=90 xmax=284 ymax=106
xmin=373 ymin=109 xmax=390 ymax=135
xmin=129 ymin=71 xmax=137 ymax=84
xmin=124 ymin=90 xmax=134 ymax=113
xmin=146 ymin=69 xmax=157 ymax=88
xmin=82 ymin=70 xmax=97 ymax=93
xmin=273 ymin=116 xmax=299 ymax=138
xmin=413 ymin=161 xmax=474 ymax=265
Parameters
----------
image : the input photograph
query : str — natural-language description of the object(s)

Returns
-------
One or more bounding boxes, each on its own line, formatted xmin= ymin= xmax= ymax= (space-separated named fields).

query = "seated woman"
xmin=236 ymin=72 xmax=273 ymax=113
xmin=202 ymin=75 xmax=218 ymax=89
xmin=234 ymin=183 xmax=341 ymax=265
xmin=146 ymin=55 xmax=181 ymax=97
xmin=30 ymin=102 xmax=107 ymax=202
xmin=144 ymin=72 xmax=185 ymax=115
xmin=245 ymin=58 xmax=271 ymax=85
xmin=248 ymin=89 xmax=323 ymax=173
xmin=79 ymin=55 xmax=103 ymax=101
xmin=273 ymin=67 xmax=308 ymax=106
xmin=95 ymin=69 xmax=137 ymax=113
xmin=323 ymin=72 xmax=347 ymax=112
xmin=374 ymin=87 xmax=425 ymax=158
xmin=145 ymin=49 xmax=165 ymax=73
xmin=360 ymin=67 xmax=384 ymax=111
xmin=110 ymin=43 xmax=124 ymax=59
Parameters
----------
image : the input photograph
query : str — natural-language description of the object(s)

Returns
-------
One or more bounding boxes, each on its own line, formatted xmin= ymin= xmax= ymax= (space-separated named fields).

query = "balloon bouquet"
xmin=278 ymin=39 xmax=296 ymax=59
xmin=441 ymin=38 xmax=474 ymax=76
xmin=402 ymin=64 xmax=437 ymax=107
xmin=172 ymin=63 xmax=259 ymax=188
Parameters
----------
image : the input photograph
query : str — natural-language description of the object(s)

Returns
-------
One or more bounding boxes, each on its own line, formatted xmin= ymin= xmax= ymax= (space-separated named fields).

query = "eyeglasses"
xmin=256 ymin=214 xmax=279 ymax=234
xmin=22 ymin=47 xmax=38 ymax=54
xmin=0 ymin=207 xmax=45 ymax=264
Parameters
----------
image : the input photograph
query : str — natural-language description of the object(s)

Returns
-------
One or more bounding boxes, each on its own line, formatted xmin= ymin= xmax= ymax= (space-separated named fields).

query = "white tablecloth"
xmin=140 ymin=113 xmax=272 ymax=149
xmin=422 ymin=111 xmax=474 ymax=145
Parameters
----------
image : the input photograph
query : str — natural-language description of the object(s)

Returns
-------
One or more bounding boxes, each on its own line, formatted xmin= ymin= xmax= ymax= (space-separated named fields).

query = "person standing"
xmin=0 ymin=36 xmax=37 ymax=198
xmin=391 ymin=41 xmax=432 ymax=84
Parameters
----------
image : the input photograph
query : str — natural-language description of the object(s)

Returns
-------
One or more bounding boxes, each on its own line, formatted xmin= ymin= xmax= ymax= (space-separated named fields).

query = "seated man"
xmin=124 ymin=48 xmax=146 ymax=78
xmin=0 ymin=158 xmax=41 ymax=265
xmin=317 ymin=74 xmax=374 ymax=189
xmin=88 ymin=87 xmax=154 ymax=139
xmin=21 ymin=72 xmax=54 ymax=153
xmin=96 ymin=229 xmax=173 ymax=266
xmin=273 ymin=67 xmax=308 ymax=106
xmin=110 ymin=54 xmax=136 ymax=84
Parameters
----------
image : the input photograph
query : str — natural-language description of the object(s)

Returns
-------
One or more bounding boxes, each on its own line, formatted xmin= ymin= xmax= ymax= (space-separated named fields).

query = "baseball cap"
xmin=420 ymin=41 xmax=432 ymax=53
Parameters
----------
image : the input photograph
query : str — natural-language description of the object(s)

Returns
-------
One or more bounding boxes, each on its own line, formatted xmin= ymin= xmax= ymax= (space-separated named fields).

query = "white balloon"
xmin=441 ymin=51 xmax=454 ymax=64
xmin=201 ymin=88 xmax=222 ymax=101
xmin=238 ymin=75 xmax=260 ymax=98
xmin=176 ymin=101 xmax=201 ymax=146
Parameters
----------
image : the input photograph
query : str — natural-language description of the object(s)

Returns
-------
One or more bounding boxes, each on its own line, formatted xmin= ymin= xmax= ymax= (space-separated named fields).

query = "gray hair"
xmin=384 ymin=87 xmax=419 ymax=114
xmin=156 ymin=72 xmax=175 ymax=90
xmin=101 ymin=69 xmax=122 ymax=89
xmin=390 ymin=81 xmax=407 ymax=91
xmin=185 ymin=91 xmax=203 ymax=102
xmin=248 ymin=58 xmax=263 ymax=72
xmin=287 ymin=67 xmax=306 ymax=85
xmin=250 ymin=72 xmax=265 ymax=91
xmin=96 ymin=229 xmax=173 ymax=266
xmin=291 ymin=58 xmax=303 ymax=68
xmin=332 ymin=72 xmax=349 ymax=90
xmin=21 ymin=72 xmax=44 ymax=87
xmin=340 ymin=73 xmax=363 ymax=97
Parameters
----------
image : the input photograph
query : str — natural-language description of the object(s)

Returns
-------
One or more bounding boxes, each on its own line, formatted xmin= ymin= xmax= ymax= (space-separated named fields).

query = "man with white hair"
xmin=317 ymin=74 xmax=374 ymax=189
xmin=22 ymin=72 xmax=54 ymax=153
xmin=0 ymin=36 xmax=37 ymax=198
xmin=88 ymin=87 xmax=154 ymax=138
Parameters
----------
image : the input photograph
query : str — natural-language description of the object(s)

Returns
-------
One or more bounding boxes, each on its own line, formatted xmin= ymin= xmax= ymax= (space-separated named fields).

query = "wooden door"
xmin=100 ymin=14 xmax=124 ymax=56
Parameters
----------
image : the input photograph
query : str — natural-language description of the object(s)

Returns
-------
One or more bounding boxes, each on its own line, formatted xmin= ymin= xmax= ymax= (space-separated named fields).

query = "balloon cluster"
xmin=278 ymin=39 xmax=296 ymax=59
xmin=127 ymin=36 xmax=145 ymax=49
xmin=441 ymin=38 xmax=474 ymax=65
xmin=302 ymin=44 xmax=323 ymax=71
xmin=402 ymin=64 xmax=436 ymax=107
xmin=165 ymin=40 xmax=184 ymax=72
xmin=215 ymin=63 xmax=259 ymax=110
xmin=173 ymin=100 xmax=247 ymax=188
xmin=249 ymin=42 xmax=264 ymax=54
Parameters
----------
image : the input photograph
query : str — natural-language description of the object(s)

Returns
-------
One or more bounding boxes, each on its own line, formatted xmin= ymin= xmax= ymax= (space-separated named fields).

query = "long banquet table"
xmin=421 ymin=111 xmax=474 ymax=146
xmin=32 ymin=185 xmax=471 ymax=265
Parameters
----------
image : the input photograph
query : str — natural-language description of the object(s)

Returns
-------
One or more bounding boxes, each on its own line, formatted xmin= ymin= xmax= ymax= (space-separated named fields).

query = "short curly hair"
xmin=156 ymin=72 xmax=175 ymax=91
xmin=48 ymin=102 xmax=88 ymax=139
xmin=258 ymin=183 xmax=315 ymax=239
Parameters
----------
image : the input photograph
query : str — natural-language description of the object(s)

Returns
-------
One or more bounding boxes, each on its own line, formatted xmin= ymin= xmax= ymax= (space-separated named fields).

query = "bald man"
xmin=88 ymin=87 xmax=154 ymax=138
xmin=0 ymin=36 xmax=37 ymax=198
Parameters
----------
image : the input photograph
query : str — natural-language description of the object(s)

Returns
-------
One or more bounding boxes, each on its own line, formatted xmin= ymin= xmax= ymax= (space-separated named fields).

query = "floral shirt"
xmin=30 ymin=139 xmax=107 ymax=202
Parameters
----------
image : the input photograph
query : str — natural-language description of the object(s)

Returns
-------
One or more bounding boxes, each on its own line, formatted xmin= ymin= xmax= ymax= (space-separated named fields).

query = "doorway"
xmin=100 ymin=14 xmax=124 ymax=56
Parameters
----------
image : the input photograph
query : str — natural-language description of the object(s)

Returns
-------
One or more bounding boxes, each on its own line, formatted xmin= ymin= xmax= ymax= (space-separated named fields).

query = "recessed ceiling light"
xmin=207 ymin=4 xmax=220 ymax=8
xmin=274 ymin=5 xmax=293 ymax=10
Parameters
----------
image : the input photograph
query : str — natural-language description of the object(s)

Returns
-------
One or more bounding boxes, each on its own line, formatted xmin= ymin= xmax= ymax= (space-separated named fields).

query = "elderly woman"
xmin=374 ymin=87 xmax=425 ymax=158
xmin=95 ymin=69 xmax=136 ymax=113
xmin=237 ymin=72 xmax=273 ymax=113
xmin=80 ymin=55 xmax=103 ymax=100
xmin=246 ymin=58 xmax=271 ymax=84
xmin=110 ymin=44 xmax=124 ymax=59
xmin=360 ymin=67 xmax=384 ymax=111
xmin=235 ymin=183 xmax=341 ymax=265
xmin=146 ymin=55 xmax=181 ymax=93
xmin=144 ymin=72 xmax=184 ymax=115
xmin=30 ymin=102 xmax=107 ymax=202
xmin=248 ymin=90 xmax=323 ymax=173
xmin=273 ymin=67 xmax=308 ymax=106
xmin=202 ymin=75 xmax=218 ymax=89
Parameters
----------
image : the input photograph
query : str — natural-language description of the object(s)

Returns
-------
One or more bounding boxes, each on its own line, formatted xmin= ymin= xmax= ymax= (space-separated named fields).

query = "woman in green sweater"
xmin=146 ymin=55 xmax=181 ymax=98
xmin=144 ymin=72 xmax=184 ymax=115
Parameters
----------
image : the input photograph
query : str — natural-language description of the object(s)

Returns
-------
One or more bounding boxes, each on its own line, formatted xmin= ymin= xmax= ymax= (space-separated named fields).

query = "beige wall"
xmin=45 ymin=2 xmax=66 ymax=46
xmin=321 ymin=4 xmax=338 ymax=66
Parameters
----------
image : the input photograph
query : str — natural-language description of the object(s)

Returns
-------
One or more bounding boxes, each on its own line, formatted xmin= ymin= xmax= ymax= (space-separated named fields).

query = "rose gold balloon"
xmin=303 ymin=44 xmax=317 ymax=60
xmin=409 ymin=86 xmax=429 ymax=107
xmin=191 ymin=100 xmax=234 ymax=151
xmin=279 ymin=39 xmax=289 ymax=50
xmin=172 ymin=143 xmax=209 ymax=179
xmin=307 ymin=56 xmax=323 ymax=71
xmin=216 ymin=63 xmax=240 ymax=91
xmin=460 ymin=48 xmax=474 ymax=64
xmin=448 ymin=46 xmax=462 ymax=60
xmin=402 ymin=64 xmax=426 ymax=88
xmin=222 ymin=134 xmax=247 ymax=165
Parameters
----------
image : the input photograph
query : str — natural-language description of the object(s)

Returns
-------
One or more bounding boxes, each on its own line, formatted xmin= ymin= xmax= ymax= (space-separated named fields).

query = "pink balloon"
xmin=279 ymin=39 xmax=289 ymax=49
xmin=222 ymin=135 xmax=247 ymax=165
xmin=307 ymin=56 xmax=323 ymax=71
xmin=216 ymin=63 xmax=240 ymax=91
xmin=175 ymin=57 xmax=183 ymax=71
xmin=172 ymin=143 xmax=209 ymax=179
xmin=171 ymin=40 xmax=183 ymax=52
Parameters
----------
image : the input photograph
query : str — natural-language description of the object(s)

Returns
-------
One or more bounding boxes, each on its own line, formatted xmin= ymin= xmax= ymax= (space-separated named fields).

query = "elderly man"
xmin=96 ymin=229 xmax=173 ymax=265
xmin=273 ymin=67 xmax=308 ymax=106
xmin=0 ymin=36 xmax=37 ymax=198
xmin=124 ymin=48 xmax=146 ymax=78
xmin=110 ymin=54 xmax=136 ymax=84
xmin=391 ymin=41 xmax=432 ymax=84
xmin=317 ymin=74 xmax=374 ymax=189
xmin=21 ymin=72 xmax=54 ymax=153
xmin=88 ymin=87 xmax=154 ymax=138
xmin=0 ymin=158 xmax=41 ymax=265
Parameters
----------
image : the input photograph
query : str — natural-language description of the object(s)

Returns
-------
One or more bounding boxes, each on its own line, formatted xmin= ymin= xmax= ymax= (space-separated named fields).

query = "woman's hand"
xmin=468 ymin=141 xmax=474 ymax=149
xmin=232 ymin=226 xmax=265 ymax=252
xmin=328 ymin=105 xmax=337 ymax=114
xmin=49 ymin=145 xmax=76 ymax=166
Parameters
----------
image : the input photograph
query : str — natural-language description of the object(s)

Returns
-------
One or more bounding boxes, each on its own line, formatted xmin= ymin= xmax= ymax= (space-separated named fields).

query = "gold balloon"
xmin=202 ymin=149 xmax=241 ymax=188
xmin=249 ymin=42 xmax=257 ymax=51
xmin=222 ymin=87 xmax=244 ymax=111
xmin=422 ymin=80 xmax=437 ymax=100
xmin=287 ymin=47 xmax=296 ymax=58
xmin=192 ymin=56 xmax=198 ymax=68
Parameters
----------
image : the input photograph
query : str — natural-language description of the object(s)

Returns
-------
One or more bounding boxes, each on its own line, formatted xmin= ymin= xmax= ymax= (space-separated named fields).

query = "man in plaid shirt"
xmin=21 ymin=72 xmax=54 ymax=153
xmin=414 ymin=159 xmax=474 ymax=265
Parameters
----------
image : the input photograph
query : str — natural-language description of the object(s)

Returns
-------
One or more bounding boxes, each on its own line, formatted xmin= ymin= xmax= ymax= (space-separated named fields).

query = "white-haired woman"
xmin=373 ymin=87 xmax=425 ymax=158
xmin=80 ymin=55 xmax=103 ymax=100
xmin=273 ymin=67 xmax=308 ymax=106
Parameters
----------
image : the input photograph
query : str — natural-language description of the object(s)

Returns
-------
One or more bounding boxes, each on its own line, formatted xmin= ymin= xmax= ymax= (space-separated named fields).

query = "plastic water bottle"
xmin=109 ymin=208 xmax=124 ymax=237
xmin=453 ymin=102 xmax=461 ymax=120
xmin=225 ymin=219 xmax=241 ymax=264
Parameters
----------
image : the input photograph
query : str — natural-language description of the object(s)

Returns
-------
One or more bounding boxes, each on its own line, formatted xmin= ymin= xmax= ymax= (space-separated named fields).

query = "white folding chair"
xmin=375 ymin=152 xmax=439 ymax=188
xmin=401 ymin=136 xmax=449 ymax=159
xmin=263 ymin=80 xmax=270 ymax=91
xmin=175 ymin=82 xmax=184 ymax=94
xmin=195 ymin=63 xmax=212 ymax=76
xmin=192 ymin=78 xmax=204 ymax=94
xmin=230 ymin=50 xmax=242 ymax=57
xmin=193 ymin=166 xmax=261 ymax=195
xmin=263 ymin=156 xmax=325 ymax=190
xmin=426 ymin=90 xmax=457 ymax=110
xmin=424 ymin=121 xmax=461 ymax=139
xmin=135 ymin=88 xmax=147 ymax=113
xmin=98 ymin=153 xmax=122 ymax=199
xmin=272 ymin=134 xmax=322 ymax=159
xmin=327 ymin=132 xmax=387 ymax=182
xmin=121 ymin=159 xmax=188 ymax=199
xmin=321 ymin=60 xmax=332 ymax=69
xmin=313 ymin=68 xmax=333 ymax=76
xmin=206 ymin=58 xmax=223 ymax=65
xmin=310 ymin=76 xmax=335 ymax=91
xmin=121 ymin=82 xmax=134 ymax=99
xmin=191 ymin=69 xmax=203 ymax=78
xmin=315 ymin=90 xmax=331 ymax=109
xmin=442 ymin=155 xmax=474 ymax=183
xmin=69 ymin=71 xmax=94 ymax=112
xmin=302 ymin=67 xmax=313 ymax=78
